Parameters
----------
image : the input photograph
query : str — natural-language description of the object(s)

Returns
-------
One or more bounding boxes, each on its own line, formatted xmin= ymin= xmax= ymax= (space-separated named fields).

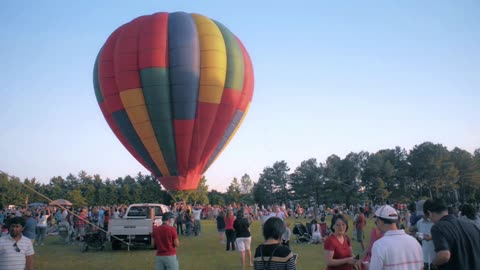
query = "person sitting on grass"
xmin=254 ymin=217 xmax=296 ymax=270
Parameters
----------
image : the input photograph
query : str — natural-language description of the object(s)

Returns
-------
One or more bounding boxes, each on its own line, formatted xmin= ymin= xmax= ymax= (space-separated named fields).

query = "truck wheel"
xmin=111 ymin=240 xmax=121 ymax=250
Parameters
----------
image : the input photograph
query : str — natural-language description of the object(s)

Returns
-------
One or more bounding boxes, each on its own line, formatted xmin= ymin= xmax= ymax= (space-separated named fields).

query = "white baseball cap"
xmin=374 ymin=205 xmax=399 ymax=220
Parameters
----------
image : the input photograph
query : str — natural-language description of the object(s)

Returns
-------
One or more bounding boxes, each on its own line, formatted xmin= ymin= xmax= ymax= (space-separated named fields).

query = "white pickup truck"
xmin=108 ymin=203 xmax=170 ymax=250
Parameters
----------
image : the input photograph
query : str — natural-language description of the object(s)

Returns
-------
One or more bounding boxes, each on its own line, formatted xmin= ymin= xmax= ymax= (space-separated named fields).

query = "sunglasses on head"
xmin=13 ymin=243 xmax=20 ymax=252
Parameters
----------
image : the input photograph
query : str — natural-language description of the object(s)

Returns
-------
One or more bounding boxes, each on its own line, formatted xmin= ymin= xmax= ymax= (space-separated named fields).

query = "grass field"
xmin=34 ymin=216 xmax=375 ymax=270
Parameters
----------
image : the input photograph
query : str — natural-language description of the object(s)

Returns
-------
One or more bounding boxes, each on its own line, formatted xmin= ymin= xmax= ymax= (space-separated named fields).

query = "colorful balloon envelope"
xmin=93 ymin=12 xmax=254 ymax=190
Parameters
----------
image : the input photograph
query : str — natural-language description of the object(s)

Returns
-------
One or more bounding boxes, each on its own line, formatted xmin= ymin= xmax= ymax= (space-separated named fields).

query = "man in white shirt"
xmin=269 ymin=205 xmax=288 ymax=220
xmin=369 ymin=205 xmax=423 ymax=270
xmin=0 ymin=217 xmax=34 ymax=270
xmin=413 ymin=217 xmax=435 ymax=269
xmin=192 ymin=205 xmax=202 ymax=236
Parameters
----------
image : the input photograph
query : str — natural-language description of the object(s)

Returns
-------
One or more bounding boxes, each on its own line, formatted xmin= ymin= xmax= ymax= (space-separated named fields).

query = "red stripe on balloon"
xmin=104 ymin=94 xmax=124 ymax=113
xmin=99 ymin=28 xmax=124 ymax=113
xmin=114 ymin=17 xmax=145 ymax=91
xmin=139 ymin=12 xmax=169 ymax=69
xmin=236 ymin=38 xmax=254 ymax=112
xmin=197 ymin=89 xmax=242 ymax=171
xmin=160 ymin=175 xmax=202 ymax=191
xmin=98 ymin=29 xmax=119 ymax=100
xmin=173 ymin=119 xmax=195 ymax=177
xmin=188 ymin=102 xmax=220 ymax=176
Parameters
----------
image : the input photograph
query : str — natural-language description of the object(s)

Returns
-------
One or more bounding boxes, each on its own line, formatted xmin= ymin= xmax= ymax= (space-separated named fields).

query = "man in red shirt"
xmin=153 ymin=212 xmax=179 ymax=270
xmin=354 ymin=207 xmax=367 ymax=251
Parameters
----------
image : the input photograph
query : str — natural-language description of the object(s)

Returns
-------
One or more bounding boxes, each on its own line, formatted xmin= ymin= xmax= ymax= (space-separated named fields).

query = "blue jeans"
xmin=185 ymin=222 xmax=192 ymax=236
xmin=156 ymin=255 xmax=178 ymax=270
xmin=35 ymin=227 xmax=47 ymax=244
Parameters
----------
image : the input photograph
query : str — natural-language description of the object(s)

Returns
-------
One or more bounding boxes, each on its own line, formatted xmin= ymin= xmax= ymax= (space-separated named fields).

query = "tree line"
xmin=1 ymin=142 xmax=478 ymax=208
xmin=250 ymin=142 xmax=480 ymax=207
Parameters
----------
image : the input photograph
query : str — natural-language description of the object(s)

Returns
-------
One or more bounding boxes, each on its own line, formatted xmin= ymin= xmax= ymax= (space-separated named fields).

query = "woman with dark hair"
xmin=323 ymin=214 xmax=358 ymax=270
xmin=216 ymin=209 xmax=226 ymax=243
xmin=234 ymin=209 xmax=252 ymax=270
xmin=225 ymin=209 xmax=236 ymax=251
xmin=35 ymin=209 xmax=50 ymax=246
xmin=311 ymin=219 xmax=322 ymax=244
xmin=254 ymin=217 xmax=296 ymax=270
xmin=184 ymin=209 xmax=193 ymax=236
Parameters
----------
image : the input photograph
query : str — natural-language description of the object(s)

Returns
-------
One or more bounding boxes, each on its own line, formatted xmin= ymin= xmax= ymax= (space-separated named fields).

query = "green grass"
xmin=35 ymin=216 xmax=375 ymax=270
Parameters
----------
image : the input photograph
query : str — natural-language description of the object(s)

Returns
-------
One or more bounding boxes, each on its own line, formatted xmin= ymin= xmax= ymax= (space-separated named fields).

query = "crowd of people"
xmin=0 ymin=200 xmax=479 ymax=270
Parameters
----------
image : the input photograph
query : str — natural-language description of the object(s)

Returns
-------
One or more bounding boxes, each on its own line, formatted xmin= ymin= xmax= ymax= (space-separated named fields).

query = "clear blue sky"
xmin=1 ymin=1 xmax=479 ymax=192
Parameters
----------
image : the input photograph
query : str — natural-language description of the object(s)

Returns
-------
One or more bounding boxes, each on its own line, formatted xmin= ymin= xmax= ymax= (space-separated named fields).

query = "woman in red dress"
xmin=323 ymin=214 xmax=359 ymax=270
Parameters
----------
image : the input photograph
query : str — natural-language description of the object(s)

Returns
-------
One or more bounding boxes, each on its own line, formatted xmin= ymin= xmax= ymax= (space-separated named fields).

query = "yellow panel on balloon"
xmin=142 ymin=136 xmax=161 ymax=153
xmin=120 ymin=88 xmax=144 ymax=108
xmin=193 ymin=13 xmax=227 ymax=105
xmin=125 ymin=106 xmax=149 ymax=124
xmin=135 ymin=121 xmax=156 ymax=140
xmin=199 ymin=36 xmax=226 ymax=53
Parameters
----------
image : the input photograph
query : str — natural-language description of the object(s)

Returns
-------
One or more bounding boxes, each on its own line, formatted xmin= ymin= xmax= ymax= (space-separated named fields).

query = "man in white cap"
xmin=369 ymin=205 xmax=423 ymax=270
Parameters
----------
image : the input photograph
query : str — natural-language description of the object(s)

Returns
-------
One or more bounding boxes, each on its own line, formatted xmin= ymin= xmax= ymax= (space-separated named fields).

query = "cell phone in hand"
xmin=354 ymin=254 xmax=360 ymax=260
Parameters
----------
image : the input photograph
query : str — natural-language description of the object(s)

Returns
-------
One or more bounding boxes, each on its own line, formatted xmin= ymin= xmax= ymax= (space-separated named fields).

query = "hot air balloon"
xmin=93 ymin=12 xmax=254 ymax=190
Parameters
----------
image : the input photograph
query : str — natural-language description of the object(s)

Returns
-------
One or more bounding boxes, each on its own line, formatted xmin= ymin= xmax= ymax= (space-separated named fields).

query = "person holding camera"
xmin=410 ymin=201 xmax=435 ymax=270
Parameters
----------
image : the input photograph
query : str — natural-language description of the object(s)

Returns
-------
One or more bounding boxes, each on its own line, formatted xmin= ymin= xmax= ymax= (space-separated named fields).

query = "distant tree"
xmin=408 ymin=142 xmax=459 ymax=200
xmin=253 ymin=167 xmax=275 ymax=206
xmin=336 ymin=152 xmax=368 ymax=205
xmin=226 ymin=177 xmax=241 ymax=204
xmin=240 ymin=174 xmax=253 ymax=194
xmin=271 ymin=161 xmax=290 ymax=204
xmin=190 ymin=176 xmax=209 ymax=205
xmin=450 ymin=147 xmax=480 ymax=202
xmin=47 ymin=176 xmax=67 ymax=199
xmin=208 ymin=189 xmax=226 ymax=206
xmin=67 ymin=189 xmax=87 ymax=207
xmin=289 ymin=158 xmax=323 ymax=205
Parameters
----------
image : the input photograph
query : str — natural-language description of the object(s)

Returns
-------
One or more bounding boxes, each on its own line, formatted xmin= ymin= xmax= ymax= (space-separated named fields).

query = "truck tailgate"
xmin=109 ymin=219 xmax=152 ymax=235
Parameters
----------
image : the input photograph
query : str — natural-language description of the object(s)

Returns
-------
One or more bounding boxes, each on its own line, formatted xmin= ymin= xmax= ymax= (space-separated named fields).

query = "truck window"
xmin=127 ymin=207 xmax=147 ymax=217
xmin=154 ymin=207 xmax=163 ymax=216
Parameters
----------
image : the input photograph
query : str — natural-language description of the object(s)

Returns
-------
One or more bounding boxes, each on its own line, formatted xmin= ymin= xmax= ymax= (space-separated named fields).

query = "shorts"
xmin=356 ymin=229 xmax=364 ymax=241
xmin=235 ymin=237 xmax=251 ymax=252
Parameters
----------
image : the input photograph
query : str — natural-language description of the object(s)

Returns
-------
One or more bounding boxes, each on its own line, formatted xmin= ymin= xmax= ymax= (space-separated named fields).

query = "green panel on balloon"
xmin=214 ymin=21 xmax=244 ymax=92
xmin=93 ymin=50 xmax=104 ymax=103
xmin=141 ymin=68 xmax=178 ymax=175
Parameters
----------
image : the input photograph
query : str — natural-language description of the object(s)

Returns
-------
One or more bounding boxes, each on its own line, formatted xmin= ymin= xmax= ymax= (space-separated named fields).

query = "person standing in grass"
xmin=34 ymin=209 xmax=50 ymax=246
xmin=22 ymin=211 xmax=36 ymax=244
xmin=192 ymin=205 xmax=203 ymax=236
xmin=216 ymin=209 xmax=226 ymax=243
xmin=323 ymin=214 xmax=358 ymax=270
xmin=153 ymin=212 xmax=179 ymax=270
xmin=354 ymin=207 xmax=367 ymax=251
xmin=369 ymin=205 xmax=423 ymax=270
xmin=234 ymin=208 xmax=253 ymax=270
xmin=225 ymin=209 xmax=236 ymax=251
